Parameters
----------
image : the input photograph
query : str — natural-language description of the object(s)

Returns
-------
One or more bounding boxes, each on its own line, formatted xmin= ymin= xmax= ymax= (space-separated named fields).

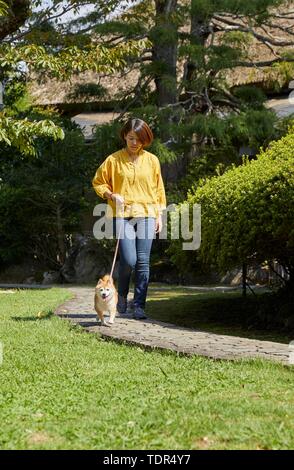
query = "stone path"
xmin=54 ymin=286 xmax=291 ymax=365
xmin=266 ymin=96 xmax=294 ymax=118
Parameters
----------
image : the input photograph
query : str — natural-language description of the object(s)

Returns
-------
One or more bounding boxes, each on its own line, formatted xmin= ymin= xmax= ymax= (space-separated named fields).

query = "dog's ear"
xmin=96 ymin=278 xmax=103 ymax=286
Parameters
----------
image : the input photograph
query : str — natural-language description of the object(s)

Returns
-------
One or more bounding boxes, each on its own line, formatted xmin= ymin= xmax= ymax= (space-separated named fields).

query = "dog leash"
xmin=109 ymin=202 xmax=130 ymax=280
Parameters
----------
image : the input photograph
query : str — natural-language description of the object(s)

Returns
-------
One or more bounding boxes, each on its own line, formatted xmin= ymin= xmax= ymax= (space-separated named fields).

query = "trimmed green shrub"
xmin=169 ymin=126 xmax=294 ymax=285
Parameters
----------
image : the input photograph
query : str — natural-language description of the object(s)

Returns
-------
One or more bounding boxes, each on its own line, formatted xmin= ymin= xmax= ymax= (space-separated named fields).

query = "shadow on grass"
xmin=147 ymin=291 xmax=294 ymax=344
xmin=12 ymin=311 xmax=55 ymax=321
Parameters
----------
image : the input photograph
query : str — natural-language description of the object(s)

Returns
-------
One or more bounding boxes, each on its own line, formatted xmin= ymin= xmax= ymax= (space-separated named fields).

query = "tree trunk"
xmin=151 ymin=0 xmax=178 ymax=107
xmin=183 ymin=0 xmax=212 ymax=93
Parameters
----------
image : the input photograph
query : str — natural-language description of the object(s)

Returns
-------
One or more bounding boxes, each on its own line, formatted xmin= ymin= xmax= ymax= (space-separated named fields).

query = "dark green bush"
xmin=168 ymin=125 xmax=294 ymax=286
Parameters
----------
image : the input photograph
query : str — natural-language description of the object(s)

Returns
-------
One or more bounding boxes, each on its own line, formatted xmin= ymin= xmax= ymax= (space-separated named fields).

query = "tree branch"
xmin=213 ymin=15 xmax=294 ymax=47
xmin=5 ymin=2 xmax=96 ymax=43
xmin=263 ymin=20 xmax=294 ymax=37
xmin=236 ymin=57 xmax=294 ymax=67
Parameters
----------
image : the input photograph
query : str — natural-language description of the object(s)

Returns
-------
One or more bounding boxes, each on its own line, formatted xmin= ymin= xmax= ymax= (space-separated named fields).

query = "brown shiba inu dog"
xmin=94 ymin=274 xmax=118 ymax=326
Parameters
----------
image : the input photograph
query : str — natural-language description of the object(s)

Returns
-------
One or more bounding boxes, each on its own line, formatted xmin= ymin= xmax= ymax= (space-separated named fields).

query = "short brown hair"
xmin=120 ymin=118 xmax=154 ymax=147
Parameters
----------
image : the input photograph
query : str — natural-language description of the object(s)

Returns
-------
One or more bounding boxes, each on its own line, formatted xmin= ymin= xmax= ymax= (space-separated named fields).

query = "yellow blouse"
xmin=92 ymin=148 xmax=167 ymax=218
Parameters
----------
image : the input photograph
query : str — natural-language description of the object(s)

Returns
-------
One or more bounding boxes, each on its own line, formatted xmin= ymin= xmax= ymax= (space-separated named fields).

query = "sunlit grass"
xmin=0 ymin=287 xmax=293 ymax=450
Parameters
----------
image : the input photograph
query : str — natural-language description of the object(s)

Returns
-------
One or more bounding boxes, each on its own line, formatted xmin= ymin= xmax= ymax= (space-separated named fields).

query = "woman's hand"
xmin=111 ymin=193 xmax=125 ymax=206
xmin=155 ymin=214 xmax=163 ymax=234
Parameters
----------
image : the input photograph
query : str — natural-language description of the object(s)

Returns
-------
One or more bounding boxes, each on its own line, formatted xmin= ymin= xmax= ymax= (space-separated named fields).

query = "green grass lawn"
xmin=0 ymin=287 xmax=294 ymax=450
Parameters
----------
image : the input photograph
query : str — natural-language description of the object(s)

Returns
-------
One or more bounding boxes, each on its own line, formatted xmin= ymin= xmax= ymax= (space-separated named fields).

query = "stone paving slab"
xmin=54 ymin=287 xmax=291 ymax=365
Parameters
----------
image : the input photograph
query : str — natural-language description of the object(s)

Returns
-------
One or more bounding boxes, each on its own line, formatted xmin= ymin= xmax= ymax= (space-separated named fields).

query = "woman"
xmin=92 ymin=118 xmax=167 ymax=320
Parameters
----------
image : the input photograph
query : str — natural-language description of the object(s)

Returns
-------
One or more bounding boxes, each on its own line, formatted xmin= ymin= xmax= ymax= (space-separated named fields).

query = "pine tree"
xmin=89 ymin=0 xmax=294 ymax=180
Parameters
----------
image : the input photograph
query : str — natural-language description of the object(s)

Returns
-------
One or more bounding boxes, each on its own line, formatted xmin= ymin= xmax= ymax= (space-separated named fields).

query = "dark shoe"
xmin=127 ymin=298 xmax=135 ymax=312
xmin=117 ymin=294 xmax=127 ymax=314
xmin=133 ymin=306 xmax=148 ymax=320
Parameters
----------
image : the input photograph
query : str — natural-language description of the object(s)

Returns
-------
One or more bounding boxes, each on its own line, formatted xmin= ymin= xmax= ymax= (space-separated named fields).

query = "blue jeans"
xmin=113 ymin=217 xmax=156 ymax=309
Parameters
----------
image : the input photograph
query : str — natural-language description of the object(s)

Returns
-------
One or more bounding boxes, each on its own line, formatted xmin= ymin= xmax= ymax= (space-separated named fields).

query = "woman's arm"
xmin=92 ymin=157 xmax=113 ymax=200
xmin=155 ymin=159 xmax=167 ymax=216
xmin=92 ymin=158 xmax=125 ymax=207
xmin=154 ymin=159 xmax=166 ymax=233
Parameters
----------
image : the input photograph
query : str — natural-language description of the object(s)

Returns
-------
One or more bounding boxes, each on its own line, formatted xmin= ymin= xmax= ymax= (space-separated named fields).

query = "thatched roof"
xmin=28 ymin=68 xmax=141 ymax=106
xmin=28 ymin=4 xmax=294 ymax=106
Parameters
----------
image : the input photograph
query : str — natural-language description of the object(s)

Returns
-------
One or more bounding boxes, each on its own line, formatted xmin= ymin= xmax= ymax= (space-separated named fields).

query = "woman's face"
xmin=124 ymin=130 xmax=143 ymax=153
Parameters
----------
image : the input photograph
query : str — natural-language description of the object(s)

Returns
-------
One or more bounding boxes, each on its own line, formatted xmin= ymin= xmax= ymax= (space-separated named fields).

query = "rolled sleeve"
xmin=92 ymin=157 xmax=113 ymax=200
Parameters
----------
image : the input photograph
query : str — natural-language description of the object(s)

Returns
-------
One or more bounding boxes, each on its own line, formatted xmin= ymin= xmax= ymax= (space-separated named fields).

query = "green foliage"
xmin=187 ymin=126 xmax=294 ymax=276
xmin=265 ymin=61 xmax=294 ymax=92
xmin=166 ymin=123 xmax=294 ymax=283
xmin=232 ymin=86 xmax=267 ymax=108
xmin=0 ymin=41 xmax=150 ymax=79
xmin=3 ymin=78 xmax=30 ymax=111
xmin=0 ymin=114 xmax=64 ymax=155
xmin=222 ymin=31 xmax=254 ymax=50
xmin=66 ymin=82 xmax=107 ymax=101
xmin=168 ymin=107 xmax=277 ymax=151
xmin=0 ymin=1 xmax=150 ymax=156
xmin=0 ymin=0 xmax=8 ymax=16
xmin=148 ymin=138 xmax=178 ymax=164
xmin=149 ymin=23 xmax=179 ymax=46
xmin=0 ymin=185 xmax=30 ymax=264
xmin=207 ymin=44 xmax=245 ymax=70
xmin=178 ymin=43 xmax=205 ymax=63
xmin=178 ymin=42 xmax=246 ymax=74
xmin=179 ymin=146 xmax=238 ymax=193
xmin=274 ymin=115 xmax=294 ymax=139
xmin=0 ymin=111 xmax=95 ymax=268
xmin=92 ymin=120 xmax=123 ymax=161
xmin=226 ymin=109 xmax=278 ymax=148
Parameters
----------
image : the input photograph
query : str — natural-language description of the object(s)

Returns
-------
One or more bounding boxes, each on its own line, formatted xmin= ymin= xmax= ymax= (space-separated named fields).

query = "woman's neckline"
xmin=123 ymin=147 xmax=144 ymax=164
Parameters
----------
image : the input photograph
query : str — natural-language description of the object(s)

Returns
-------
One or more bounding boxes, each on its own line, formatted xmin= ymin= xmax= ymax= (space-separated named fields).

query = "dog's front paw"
xmin=99 ymin=318 xmax=112 ymax=327
xmin=97 ymin=317 xmax=108 ymax=327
